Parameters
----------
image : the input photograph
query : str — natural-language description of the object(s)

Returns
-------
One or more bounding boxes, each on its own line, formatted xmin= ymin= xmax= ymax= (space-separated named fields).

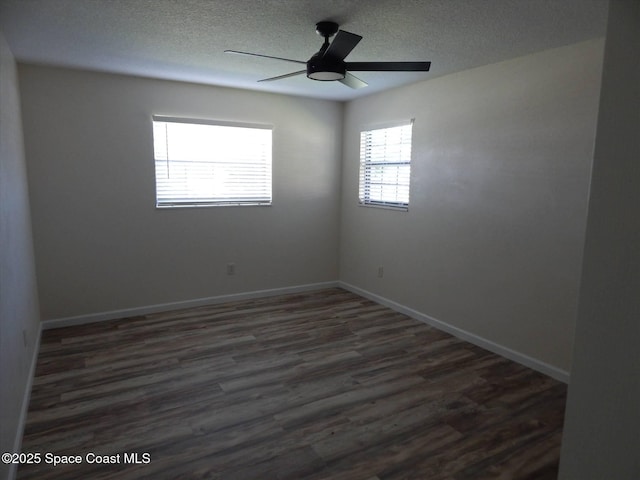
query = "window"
xmin=152 ymin=116 xmax=272 ymax=207
xmin=358 ymin=121 xmax=413 ymax=210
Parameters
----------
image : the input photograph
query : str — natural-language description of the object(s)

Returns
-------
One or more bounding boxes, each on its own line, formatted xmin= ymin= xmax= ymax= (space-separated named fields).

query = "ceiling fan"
xmin=225 ymin=21 xmax=431 ymax=89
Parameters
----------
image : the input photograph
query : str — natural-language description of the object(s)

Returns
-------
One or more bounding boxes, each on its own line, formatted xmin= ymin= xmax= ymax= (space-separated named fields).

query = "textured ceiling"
xmin=0 ymin=0 xmax=608 ymax=101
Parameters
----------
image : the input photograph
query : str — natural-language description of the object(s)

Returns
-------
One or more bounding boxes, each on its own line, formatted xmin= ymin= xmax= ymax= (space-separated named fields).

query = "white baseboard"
xmin=338 ymin=281 xmax=570 ymax=383
xmin=42 ymin=281 xmax=340 ymax=330
xmin=9 ymin=322 xmax=42 ymax=480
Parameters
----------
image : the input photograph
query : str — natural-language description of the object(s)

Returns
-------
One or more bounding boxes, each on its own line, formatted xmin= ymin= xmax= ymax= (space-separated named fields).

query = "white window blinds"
xmin=359 ymin=121 xmax=413 ymax=210
xmin=152 ymin=116 xmax=272 ymax=207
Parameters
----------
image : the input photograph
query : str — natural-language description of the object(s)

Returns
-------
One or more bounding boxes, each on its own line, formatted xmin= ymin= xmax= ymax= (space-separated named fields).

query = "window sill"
xmin=358 ymin=202 xmax=408 ymax=212
xmin=156 ymin=202 xmax=272 ymax=209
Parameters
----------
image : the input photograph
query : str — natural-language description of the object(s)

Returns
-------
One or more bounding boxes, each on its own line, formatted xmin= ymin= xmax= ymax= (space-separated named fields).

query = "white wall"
xmin=0 ymin=31 xmax=41 ymax=480
xmin=339 ymin=39 xmax=604 ymax=373
xmin=559 ymin=1 xmax=640 ymax=478
xmin=18 ymin=66 xmax=343 ymax=320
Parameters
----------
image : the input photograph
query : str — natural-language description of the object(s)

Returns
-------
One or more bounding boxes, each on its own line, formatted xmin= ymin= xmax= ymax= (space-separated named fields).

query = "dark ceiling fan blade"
xmin=346 ymin=61 xmax=431 ymax=72
xmin=340 ymin=72 xmax=368 ymax=89
xmin=323 ymin=30 xmax=362 ymax=61
xmin=258 ymin=70 xmax=306 ymax=82
xmin=224 ymin=50 xmax=306 ymax=65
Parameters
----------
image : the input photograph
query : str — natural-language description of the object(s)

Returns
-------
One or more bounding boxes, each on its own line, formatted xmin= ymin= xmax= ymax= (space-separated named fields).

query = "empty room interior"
xmin=1 ymin=1 xmax=638 ymax=479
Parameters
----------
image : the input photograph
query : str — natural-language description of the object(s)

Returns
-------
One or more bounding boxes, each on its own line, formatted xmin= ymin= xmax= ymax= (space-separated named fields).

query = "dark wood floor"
xmin=19 ymin=288 xmax=567 ymax=479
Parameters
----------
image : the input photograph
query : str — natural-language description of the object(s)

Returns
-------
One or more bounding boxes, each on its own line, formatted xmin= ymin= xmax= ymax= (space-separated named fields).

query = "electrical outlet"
xmin=226 ymin=263 xmax=236 ymax=275
xmin=378 ymin=266 xmax=384 ymax=278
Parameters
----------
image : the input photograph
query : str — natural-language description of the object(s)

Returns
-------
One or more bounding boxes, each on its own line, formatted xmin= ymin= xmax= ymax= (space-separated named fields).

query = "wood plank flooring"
xmin=18 ymin=288 xmax=567 ymax=479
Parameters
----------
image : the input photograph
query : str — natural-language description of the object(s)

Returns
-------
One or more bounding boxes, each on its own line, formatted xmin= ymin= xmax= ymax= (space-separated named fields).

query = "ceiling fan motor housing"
xmin=307 ymin=55 xmax=345 ymax=81
xmin=307 ymin=21 xmax=344 ymax=81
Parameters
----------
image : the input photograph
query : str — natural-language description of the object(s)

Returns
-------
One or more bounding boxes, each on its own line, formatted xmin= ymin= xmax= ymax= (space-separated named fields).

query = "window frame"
xmin=358 ymin=120 xmax=414 ymax=212
xmin=151 ymin=115 xmax=273 ymax=209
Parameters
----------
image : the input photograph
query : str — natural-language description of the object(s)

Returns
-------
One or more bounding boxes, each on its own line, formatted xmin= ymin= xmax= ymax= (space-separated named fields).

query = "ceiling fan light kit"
xmin=225 ymin=21 xmax=431 ymax=89
xmin=307 ymin=59 xmax=346 ymax=81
